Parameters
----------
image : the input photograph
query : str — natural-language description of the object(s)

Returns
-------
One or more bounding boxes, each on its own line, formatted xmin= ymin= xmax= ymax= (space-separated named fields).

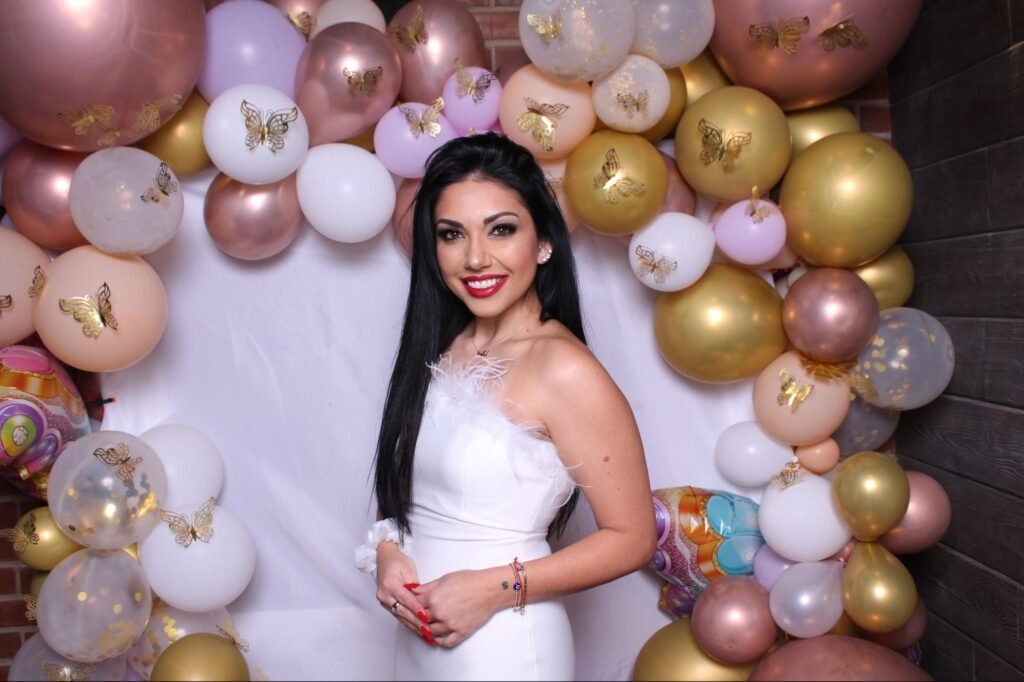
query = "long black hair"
xmin=373 ymin=133 xmax=585 ymax=538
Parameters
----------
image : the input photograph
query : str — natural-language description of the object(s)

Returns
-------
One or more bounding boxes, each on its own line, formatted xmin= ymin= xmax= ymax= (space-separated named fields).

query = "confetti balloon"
xmin=519 ymin=0 xmax=635 ymax=82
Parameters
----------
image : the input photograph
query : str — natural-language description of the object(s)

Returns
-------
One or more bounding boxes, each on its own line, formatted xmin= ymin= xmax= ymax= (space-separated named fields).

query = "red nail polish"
xmin=404 ymin=583 xmax=420 ymax=589
xmin=417 ymin=610 xmax=430 ymax=624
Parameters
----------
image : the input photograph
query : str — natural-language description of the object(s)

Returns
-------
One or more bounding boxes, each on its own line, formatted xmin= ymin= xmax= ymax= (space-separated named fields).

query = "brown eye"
xmin=491 ymin=223 xmax=517 ymax=236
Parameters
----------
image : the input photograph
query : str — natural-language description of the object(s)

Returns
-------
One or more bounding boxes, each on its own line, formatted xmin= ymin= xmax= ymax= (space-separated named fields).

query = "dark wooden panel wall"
xmin=889 ymin=0 xmax=1024 ymax=679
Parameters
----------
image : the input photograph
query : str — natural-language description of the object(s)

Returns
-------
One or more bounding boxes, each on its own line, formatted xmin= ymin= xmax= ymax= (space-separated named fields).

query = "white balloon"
xmin=628 ymin=212 xmax=715 ymax=291
xmin=140 ymin=423 xmax=225 ymax=511
xmin=139 ymin=503 xmax=256 ymax=613
xmin=297 ymin=143 xmax=396 ymax=243
xmin=768 ymin=560 xmax=844 ymax=638
xmin=631 ymin=0 xmax=715 ymax=68
xmin=591 ymin=55 xmax=670 ymax=133
xmin=758 ymin=473 xmax=852 ymax=562
xmin=714 ymin=421 xmax=795 ymax=488
xmin=203 ymin=83 xmax=309 ymax=185
xmin=312 ymin=0 xmax=386 ymax=37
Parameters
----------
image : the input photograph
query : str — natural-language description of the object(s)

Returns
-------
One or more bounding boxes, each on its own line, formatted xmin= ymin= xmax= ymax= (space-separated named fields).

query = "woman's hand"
xmin=376 ymin=541 xmax=435 ymax=646
xmin=415 ymin=566 xmax=510 ymax=648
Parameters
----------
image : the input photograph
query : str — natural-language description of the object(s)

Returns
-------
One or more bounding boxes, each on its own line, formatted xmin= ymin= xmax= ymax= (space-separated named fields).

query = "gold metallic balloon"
xmin=123 ymin=543 xmax=140 ymax=561
xmin=786 ymin=104 xmax=861 ymax=159
xmin=832 ymin=451 xmax=910 ymax=541
xmin=151 ymin=633 xmax=250 ymax=682
xmin=136 ymin=90 xmax=211 ymax=177
xmin=29 ymin=571 xmax=48 ymax=598
xmin=654 ymin=264 xmax=786 ymax=383
xmin=842 ymin=542 xmax=918 ymax=634
xmin=675 ymin=86 xmax=791 ymax=203
xmin=852 ymin=246 xmax=915 ymax=310
xmin=781 ymin=132 xmax=913 ymax=267
xmin=342 ymin=123 xmax=376 ymax=153
xmin=826 ymin=612 xmax=860 ymax=638
xmin=680 ymin=50 xmax=730 ymax=108
xmin=3 ymin=506 xmax=82 ymax=571
xmin=633 ymin=618 xmax=755 ymax=681
xmin=641 ymin=69 xmax=687 ymax=143
xmin=565 ymin=130 xmax=668 ymax=236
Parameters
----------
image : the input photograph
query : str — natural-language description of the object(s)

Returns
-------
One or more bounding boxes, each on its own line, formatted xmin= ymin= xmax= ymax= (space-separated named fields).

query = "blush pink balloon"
xmin=692 ymin=576 xmax=777 ymax=665
xmin=753 ymin=351 xmax=851 ymax=446
xmin=1 ymin=140 xmax=88 ymax=250
xmin=782 ymin=267 xmax=880 ymax=362
xmin=442 ymin=66 xmax=502 ymax=135
xmin=0 ymin=229 xmax=50 ymax=347
xmin=498 ymin=65 xmax=596 ymax=160
xmin=708 ymin=1 xmax=922 ymax=111
xmin=863 ymin=598 xmax=927 ymax=650
xmin=660 ymin=152 xmax=697 ymax=215
xmin=204 ymin=172 xmax=305 ymax=261
xmin=750 ymin=635 xmax=933 ymax=681
xmin=392 ymin=177 xmax=421 ymax=259
xmin=715 ymin=196 xmax=787 ymax=265
xmin=296 ymin=21 xmax=403 ymax=146
xmin=0 ymin=0 xmax=205 ymax=151
xmin=880 ymin=471 xmax=952 ymax=555
xmin=386 ymin=0 xmax=488 ymax=105
xmin=373 ymin=103 xmax=458 ymax=179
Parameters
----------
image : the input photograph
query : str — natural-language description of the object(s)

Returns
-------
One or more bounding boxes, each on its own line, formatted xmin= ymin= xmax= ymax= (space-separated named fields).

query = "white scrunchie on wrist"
xmin=354 ymin=518 xmax=411 ymax=576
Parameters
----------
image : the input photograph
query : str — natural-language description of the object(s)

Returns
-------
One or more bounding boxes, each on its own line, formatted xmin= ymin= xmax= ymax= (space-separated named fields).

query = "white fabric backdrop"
xmin=98 ymin=169 xmax=762 ymax=680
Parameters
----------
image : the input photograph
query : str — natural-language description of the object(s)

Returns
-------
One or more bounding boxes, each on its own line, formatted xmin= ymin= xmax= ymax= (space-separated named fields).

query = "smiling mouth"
xmin=461 ymin=276 xmax=508 ymax=298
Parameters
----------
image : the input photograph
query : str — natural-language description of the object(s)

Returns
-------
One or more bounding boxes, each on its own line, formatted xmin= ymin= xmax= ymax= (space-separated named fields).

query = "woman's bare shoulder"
xmin=519 ymin=324 xmax=614 ymax=397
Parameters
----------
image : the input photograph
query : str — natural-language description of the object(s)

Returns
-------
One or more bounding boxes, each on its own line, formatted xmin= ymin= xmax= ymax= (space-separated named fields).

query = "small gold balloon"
xmin=675 ymin=86 xmax=792 ymax=203
xmin=842 ymin=542 xmax=918 ymax=634
xmin=29 ymin=571 xmax=48 ymax=599
xmin=123 ymin=543 xmax=140 ymax=561
xmin=641 ymin=68 xmax=687 ymax=143
xmin=827 ymin=612 xmax=861 ymax=637
xmin=654 ymin=264 xmax=786 ymax=383
xmin=786 ymin=104 xmax=861 ymax=159
xmin=832 ymin=451 xmax=910 ymax=541
xmin=852 ymin=246 xmax=915 ymax=310
xmin=781 ymin=132 xmax=913 ymax=267
xmin=343 ymin=123 xmax=376 ymax=153
xmin=633 ymin=618 xmax=755 ymax=681
xmin=3 ymin=506 xmax=82 ymax=571
xmin=680 ymin=50 xmax=731 ymax=108
xmin=151 ymin=633 xmax=250 ymax=682
xmin=564 ymin=130 xmax=668 ymax=236
xmin=136 ymin=90 xmax=211 ymax=177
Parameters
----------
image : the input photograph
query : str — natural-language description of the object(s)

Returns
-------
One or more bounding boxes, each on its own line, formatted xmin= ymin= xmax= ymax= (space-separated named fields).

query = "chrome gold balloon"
xmin=151 ymin=633 xmax=250 ymax=682
xmin=641 ymin=68 xmax=687 ymax=143
xmin=786 ymin=104 xmax=861 ymax=159
xmin=679 ymin=50 xmax=731 ymax=108
xmin=832 ymin=451 xmax=910 ymax=541
xmin=2 ymin=506 xmax=82 ymax=571
xmin=842 ymin=542 xmax=918 ymax=634
xmin=633 ymin=618 xmax=755 ymax=681
xmin=852 ymin=246 xmax=915 ymax=310
xmin=137 ymin=91 xmax=211 ymax=177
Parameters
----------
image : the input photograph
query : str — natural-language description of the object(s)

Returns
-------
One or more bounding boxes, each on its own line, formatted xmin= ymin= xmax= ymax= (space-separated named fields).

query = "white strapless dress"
xmin=395 ymin=357 xmax=577 ymax=681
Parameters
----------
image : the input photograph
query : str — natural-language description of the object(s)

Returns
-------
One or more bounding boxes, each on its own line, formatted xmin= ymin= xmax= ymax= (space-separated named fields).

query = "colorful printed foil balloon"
xmin=0 ymin=345 xmax=90 ymax=498
xmin=650 ymin=486 xmax=765 ymax=612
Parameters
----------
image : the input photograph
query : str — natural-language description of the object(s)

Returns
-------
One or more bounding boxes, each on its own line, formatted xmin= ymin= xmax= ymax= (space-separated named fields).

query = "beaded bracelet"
xmin=510 ymin=557 xmax=527 ymax=615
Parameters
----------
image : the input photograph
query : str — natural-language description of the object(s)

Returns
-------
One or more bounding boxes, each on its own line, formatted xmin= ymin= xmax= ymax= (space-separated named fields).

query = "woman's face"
xmin=434 ymin=178 xmax=550 ymax=319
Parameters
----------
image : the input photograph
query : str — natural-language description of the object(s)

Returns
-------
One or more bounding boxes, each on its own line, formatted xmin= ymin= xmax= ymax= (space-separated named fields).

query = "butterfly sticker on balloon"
xmin=399 ymin=98 xmax=445 ymax=139
xmin=343 ymin=66 xmax=383 ymax=97
xmin=58 ymin=104 xmax=116 ymax=136
xmin=391 ymin=3 xmax=428 ymax=53
xmin=617 ymin=90 xmax=649 ymax=118
xmin=28 ymin=266 xmax=46 ymax=299
xmin=93 ymin=442 xmax=143 ymax=486
xmin=593 ymin=148 xmax=645 ymax=204
xmin=817 ymin=17 xmax=869 ymax=51
xmin=287 ymin=8 xmax=316 ymax=38
xmin=526 ymin=11 xmax=563 ymax=45
xmin=454 ymin=58 xmax=496 ymax=103
xmin=516 ymin=98 xmax=569 ymax=152
xmin=241 ymin=100 xmax=299 ymax=154
xmin=777 ymin=369 xmax=815 ymax=412
xmin=0 ymin=511 xmax=39 ymax=552
xmin=748 ymin=16 xmax=810 ymax=55
xmin=217 ymin=622 xmax=251 ymax=652
xmin=160 ymin=496 xmax=217 ymax=549
xmin=59 ymin=282 xmax=118 ymax=339
xmin=0 ymin=294 xmax=10 ymax=318
xmin=634 ymin=245 xmax=678 ymax=285
xmin=41 ymin=660 xmax=96 ymax=682
xmin=698 ymin=118 xmax=752 ymax=171
xmin=140 ymin=162 xmax=179 ymax=208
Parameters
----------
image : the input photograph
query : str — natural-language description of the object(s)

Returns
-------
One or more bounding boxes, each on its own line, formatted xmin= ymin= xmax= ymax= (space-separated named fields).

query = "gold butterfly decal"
xmin=41 ymin=660 xmax=96 ymax=682
xmin=0 ymin=512 xmax=39 ymax=552
xmin=58 ymin=282 xmax=118 ymax=339
xmin=0 ymin=295 xmax=10 ymax=317
xmin=399 ymin=98 xmax=445 ymax=139
xmin=593 ymin=148 xmax=646 ymax=204
xmin=698 ymin=118 xmax=752 ymax=171
xmin=218 ymin=621 xmax=251 ymax=652
xmin=159 ymin=496 xmax=216 ymax=549
xmin=94 ymin=442 xmax=143 ymax=485
xmin=58 ymin=104 xmax=116 ymax=136
xmin=28 ymin=266 xmax=46 ymax=299
xmin=140 ymin=162 xmax=179 ymax=207
xmin=516 ymin=97 xmax=569 ymax=152
xmin=343 ymin=66 xmax=383 ymax=97
xmin=617 ymin=90 xmax=649 ymax=118
xmin=454 ymin=58 xmax=496 ymax=103
xmin=770 ymin=460 xmax=803 ymax=490
xmin=131 ymin=94 xmax=183 ymax=135
xmin=746 ymin=188 xmax=775 ymax=224
xmin=391 ymin=4 xmax=428 ymax=53
xmin=817 ymin=17 xmax=869 ymax=51
xmin=241 ymin=100 xmax=299 ymax=154
xmin=634 ymin=245 xmax=678 ymax=284
xmin=288 ymin=9 xmax=317 ymax=38
xmin=748 ymin=16 xmax=810 ymax=56
xmin=24 ymin=594 xmax=36 ymax=622
xmin=527 ymin=11 xmax=563 ymax=45
xmin=778 ymin=369 xmax=815 ymax=412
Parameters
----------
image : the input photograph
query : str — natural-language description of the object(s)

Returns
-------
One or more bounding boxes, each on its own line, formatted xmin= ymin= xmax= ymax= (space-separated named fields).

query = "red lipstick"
xmin=461 ymin=274 xmax=508 ymax=298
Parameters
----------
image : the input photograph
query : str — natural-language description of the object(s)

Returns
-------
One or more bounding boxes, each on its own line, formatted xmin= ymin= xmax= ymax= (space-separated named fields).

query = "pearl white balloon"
xmin=631 ymin=0 xmax=715 ymax=68
xmin=203 ymin=83 xmax=309 ymax=185
xmin=592 ymin=55 xmax=670 ymax=133
xmin=628 ymin=212 xmax=715 ymax=291
xmin=714 ymin=421 xmax=795 ymax=488
xmin=297 ymin=143 xmax=396 ymax=243
xmin=768 ymin=560 xmax=844 ymax=638
xmin=312 ymin=0 xmax=386 ymax=37
xmin=758 ymin=473 xmax=852 ymax=562
xmin=140 ymin=423 xmax=225 ymax=511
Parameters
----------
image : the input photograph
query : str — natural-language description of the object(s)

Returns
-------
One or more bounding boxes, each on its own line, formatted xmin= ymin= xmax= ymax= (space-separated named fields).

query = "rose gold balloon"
xmin=267 ymin=0 xmax=326 ymax=39
xmin=782 ymin=267 xmax=880 ymax=363
xmin=2 ymin=140 xmax=88 ymax=250
xmin=752 ymin=351 xmax=851 ymax=446
xmin=392 ymin=177 xmax=421 ymax=258
xmin=0 ymin=228 xmax=50 ymax=347
xmin=659 ymin=152 xmax=697 ymax=215
xmin=692 ymin=576 xmax=777 ymax=665
xmin=864 ymin=598 xmax=927 ymax=651
xmin=296 ymin=22 xmax=403 ymax=146
xmin=708 ymin=1 xmax=922 ymax=111
xmin=750 ymin=635 xmax=933 ymax=681
xmin=204 ymin=173 xmax=304 ymax=261
xmin=879 ymin=471 xmax=951 ymax=555
xmin=795 ymin=438 xmax=840 ymax=474
xmin=0 ymin=0 xmax=206 ymax=150
xmin=386 ymin=0 xmax=487 ymax=105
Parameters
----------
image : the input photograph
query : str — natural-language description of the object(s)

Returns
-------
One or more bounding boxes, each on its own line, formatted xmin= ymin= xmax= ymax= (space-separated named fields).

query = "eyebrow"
xmin=435 ymin=211 xmax=520 ymax=229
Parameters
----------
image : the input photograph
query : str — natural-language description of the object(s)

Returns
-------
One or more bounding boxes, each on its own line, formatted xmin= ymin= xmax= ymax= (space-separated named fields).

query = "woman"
xmin=356 ymin=133 xmax=655 ymax=680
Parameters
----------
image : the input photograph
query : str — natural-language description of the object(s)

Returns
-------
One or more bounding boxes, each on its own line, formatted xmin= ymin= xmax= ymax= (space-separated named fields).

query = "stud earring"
xmin=539 ymin=249 xmax=552 ymax=264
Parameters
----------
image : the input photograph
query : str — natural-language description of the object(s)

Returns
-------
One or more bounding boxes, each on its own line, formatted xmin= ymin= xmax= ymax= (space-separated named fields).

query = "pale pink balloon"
xmin=692 ymin=576 xmax=777 ymax=665
xmin=33 ymin=246 xmax=168 ymax=373
xmin=715 ymin=197 xmax=787 ymax=266
xmin=795 ymin=438 xmax=840 ymax=474
xmin=708 ymin=0 xmax=922 ymax=111
xmin=204 ymin=172 xmax=305 ymax=261
xmin=295 ymin=21 xmax=403 ymax=145
xmin=373 ymin=102 xmax=458 ymax=179
xmin=392 ymin=177 xmax=422 ymax=259
xmin=660 ymin=152 xmax=697 ymax=215
xmin=1 ymin=140 xmax=88 ymax=250
xmin=880 ymin=471 xmax=952 ymax=555
xmin=753 ymin=351 xmax=851 ymax=446
xmin=442 ymin=65 xmax=503 ymax=135
xmin=386 ymin=0 xmax=487 ymax=105
xmin=0 ymin=229 xmax=50 ymax=347
xmin=0 ymin=0 xmax=205 ymax=150
xmin=498 ymin=65 xmax=596 ymax=160
xmin=782 ymin=267 xmax=880 ymax=363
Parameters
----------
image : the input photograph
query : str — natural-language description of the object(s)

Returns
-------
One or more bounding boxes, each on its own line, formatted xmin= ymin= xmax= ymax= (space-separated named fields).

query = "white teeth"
xmin=467 ymin=277 xmax=501 ymax=289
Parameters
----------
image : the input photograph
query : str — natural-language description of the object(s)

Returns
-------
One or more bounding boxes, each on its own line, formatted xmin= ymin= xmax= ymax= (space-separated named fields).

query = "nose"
xmin=465 ymin=234 xmax=490 ymax=270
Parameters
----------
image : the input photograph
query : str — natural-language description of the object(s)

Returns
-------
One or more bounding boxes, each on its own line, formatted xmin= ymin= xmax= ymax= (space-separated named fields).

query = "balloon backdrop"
xmin=498 ymin=64 xmax=596 ymax=161
xmin=692 ymin=576 xmax=776 ymax=665
xmin=127 ymin=600 xmax=232 ymax=679
xmin=136 ymin=91 xmax=212 ymax=177
xmin=631 ymin=0 xmax=716 ymax=68
xmin=752 ymin=351 xmax=852 ymax=446
xmin=758 ymin=472 xmax=852 ymax=563
xmin=633 ymin=618 xmax=755 ymax=681
xmin=782 ymin=268 xmax=880 ymax=363
xmin=519 ymin=0 xmax=635 ymax=83
xmin=0 ymin=229 xmax=49 ymax=348
xmin=591 ymin=55 xmax=671 ymax=134
xmin=628 ymin=213 xmax=715 ymax=292
xmin=852 ymin=246 xmax=916 ymax=310
xmin=786 ymin=104 xmax=861 ymax=158
xmin=140 ymin=424 xmax=226 ymax=512
xmin=150 ymin=633 xmax=250 ymax=682
xmin=842 ymin=541 xmax=918 ymax=633
xmin=2 ymin=140 xmax=88 ymax=250
xmin=10 ymin=632 xmax=127 ymax=682
xmin=2 ymin=507 xmax=83 ymax=572
xmin=750 ymin=635 xmax=933 ymax=681
xmin=204 ymin=172 xmax=305 ymax=261
xmin=880 ymin=471 xmax=952 ymax=555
